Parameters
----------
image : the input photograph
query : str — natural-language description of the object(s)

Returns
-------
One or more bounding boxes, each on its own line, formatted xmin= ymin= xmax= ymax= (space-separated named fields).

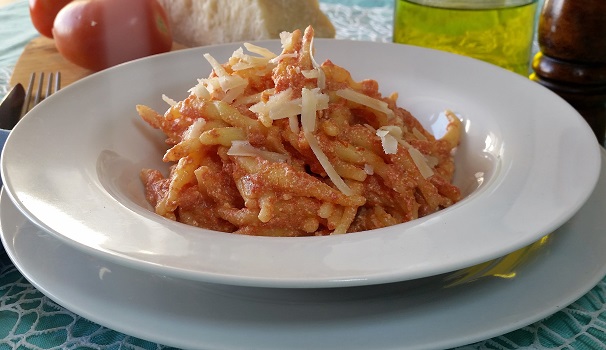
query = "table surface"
xmin=2 ymin=1 xmax=606 ymax=349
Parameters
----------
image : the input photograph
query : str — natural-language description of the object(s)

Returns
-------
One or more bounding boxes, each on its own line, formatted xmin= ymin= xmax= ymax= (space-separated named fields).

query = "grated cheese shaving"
xmin=299 ymin=86 xmax=350 ymax=195
xmin=243 ymin=43 xmax=277 ymax=59
xmin=376 ymin=126 xmax=435 ymax=179
xmin=269 ymin=53 xmax=298 ymax=64
xmin=412 ymin=127 xmax=427 ymax=141
xmin=218 ymin=75 xmax=247 ymax=94
xmin=162 ymin=94 xmax=177 ymax=106
xmin=227 ymin=141 xmax=289 ymax=163
xmin=188 ymin=79 xmax=211 ymax=100
xmin=221 ymin=80 xmax=247 ymax=103
xmin=301 ymin=87 xmax=329 ymax=133
xmin=364 ymin=164 xmax=374 ymax=175
xmin=184 ymin=118 xmax=206 ymax=140
xmin=231 ymin=45 xmax=278 ymax=71
xmin=301 ymin=69 xmax=319 ymax=79
xmin=309 ymin=37 xmax=326 ymax=89
xmin=280 ymin=31 xmax=294 ymax=50
xmin=336 ymin=88 xmax=395 ymax=119
xmin=199 ymin=53 xmax=249 ymax=102
xmin=249 ymin=88 xmax=303 ymax=130
xmin=203 ymin=53 xmax=228 ymax=77
xmin=376 ymin=128 xmax=399 ymax=154
xmin=398 ymin=139 xmax=434 ymax=179
xmin=304 ymin=131 xmax=353 ymax=196
xmin=233 ymin=92 xmax=263 ymax=106
xmin=202 ymin=77 xmax=221 ymax=94
xmin=288 ymin=116 xmax=300 ymax=134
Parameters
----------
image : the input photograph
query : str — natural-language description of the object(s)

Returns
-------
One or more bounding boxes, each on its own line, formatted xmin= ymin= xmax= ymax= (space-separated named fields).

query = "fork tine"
xmin=33 ymin=72 xmax=44 ymax=107
xmin=44 ymin=72 xmax=54 ymax=101
xmin=20 ymin=72 xmax=62 ymax=119
xmin=53 ymin=72 xmax=61 ymax=94
xmin=21 ymin=72 xmax=35 ymax=117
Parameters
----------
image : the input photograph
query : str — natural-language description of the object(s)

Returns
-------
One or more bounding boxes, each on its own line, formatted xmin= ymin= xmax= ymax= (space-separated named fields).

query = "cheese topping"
xmin=305 ymin=131 xmax=353 ymax=196
xmin=231 ymin=44 xmax=278 ymax=71
xmin=376 ymin=128 xmax=399 ymax=155
xmin=364 ymin=164 xmax=374 ymax=175
xmin=309 ymin=37 xmax=326 ymax=89
xmin=336 ymin=88 xmax=395 ymax=119
xmin=162 ymin=94 xmax=178 ymax=106
xmin=280 ymin=31 xmax=294 ymax=50
xmin=269 ymin=53 xmax=298 ymax=64
xmin=301 ymin=87 xmax=329 ymax=133
xmin=249 ymin=88 xmax=302 ymax=130
xmin=300 ymin=86 xmax=351 ymax=195
xmin=399 ymin=139 xmax=434 ymax=179
xmin=204 ymin=53 xmax=228 ymax=77
xmin=377 ymin=126 xmax=435 ymax=179
xmin=194 ymin=32 xmax=437 ymax=196
xmin=189 ymin=80 xmax=211 ymax=100
xmin=227 ymin=140 xmax=289 ymax=163
xmin=243 ymin=42 xmax=277 ymax=59
xmin=138 ymin=27 xmax=462 ymax=236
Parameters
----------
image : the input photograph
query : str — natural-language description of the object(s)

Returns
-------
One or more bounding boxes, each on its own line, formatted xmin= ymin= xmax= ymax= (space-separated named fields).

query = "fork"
xmin=20 ymin=72 xmax=61 ymax=118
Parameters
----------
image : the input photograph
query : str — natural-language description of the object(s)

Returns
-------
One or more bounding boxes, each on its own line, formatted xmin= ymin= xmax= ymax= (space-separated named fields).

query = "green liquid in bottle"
xmin=393 ymin=0 xmax=538 ymax=75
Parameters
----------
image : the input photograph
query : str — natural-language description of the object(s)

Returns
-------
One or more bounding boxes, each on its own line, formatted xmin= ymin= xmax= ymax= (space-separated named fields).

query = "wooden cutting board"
xmin=10 ymin=36 xmax=188 ymax=90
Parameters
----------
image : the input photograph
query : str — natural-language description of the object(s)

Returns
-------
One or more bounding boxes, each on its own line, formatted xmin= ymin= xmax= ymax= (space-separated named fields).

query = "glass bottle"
xmin=393 ymin=0 xmax=539 ymax=75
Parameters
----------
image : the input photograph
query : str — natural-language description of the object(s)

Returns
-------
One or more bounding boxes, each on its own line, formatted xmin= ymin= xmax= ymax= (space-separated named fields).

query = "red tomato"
xmin=52 ymin=0 xmax=172 ymax=71
xmin=29 ymin=0 xmax=73 ymax=38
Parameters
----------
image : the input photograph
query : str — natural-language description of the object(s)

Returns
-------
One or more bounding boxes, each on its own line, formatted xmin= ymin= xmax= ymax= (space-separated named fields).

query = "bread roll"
xmin=157 ymin=0 xmax=336 ymax=47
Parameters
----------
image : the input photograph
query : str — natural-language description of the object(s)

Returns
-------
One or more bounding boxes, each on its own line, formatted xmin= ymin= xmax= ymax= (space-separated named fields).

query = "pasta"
xmin=137 ymin=26 xmax=462 ymax=237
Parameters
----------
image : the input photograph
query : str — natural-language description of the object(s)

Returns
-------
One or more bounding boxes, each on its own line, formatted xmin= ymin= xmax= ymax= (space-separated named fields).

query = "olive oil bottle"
xmin=393 ymin=0 xmax=538 ymax=75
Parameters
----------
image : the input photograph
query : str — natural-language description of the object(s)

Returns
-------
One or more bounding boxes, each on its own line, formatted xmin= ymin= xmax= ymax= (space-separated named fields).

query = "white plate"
xmin=1 ymin=39 xmax=601 ymax=287
xmin=2 ymin=149 xmax=606 ymax=350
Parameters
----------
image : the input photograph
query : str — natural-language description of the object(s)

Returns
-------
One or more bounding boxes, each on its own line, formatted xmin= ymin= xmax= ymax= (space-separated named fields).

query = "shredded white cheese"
xmin=301 ymin=87 xmax=329 ymax=133
xmin=288 ymin=116 xmax=300 ymax=134
xmin=227 ymin=141 xmax=289 ymax=163
xmin=376 ymin=126 xmax=435 ymax=179
xmin=184 ymin=118 xmax=206 ymax=140
xmin=203 ymin=53 xmax=228 ymax=77
xmin=280 ymin=31 xmax=294 ymax=50
xmin=188 ymin=79 xmax=211 ymax=100
xmin=364 ymin=164 xmax=374 ymax=175
xmin=309 ymin=37 xmax=326 ymax=89
xmin=231 ymin=44 xmax=278 ymax=71
xmin=200 ymin=53 xmax=249 ymax=103
xmin=301 ymin=69 xmax=319 ymax=79
xmin=218 ymin=75 xmax=247 ymax=94
xmin=412 ymin=127 xmax=427 ymax=141
xmin=249 ymin=88 xmax=302 ymax=130
xmin=299 ymin=86 xmax=352 ymax=195
xmin=162 ymin=94 xmax=177 ymax=106
xmin=233 ymin=92 xmax=263 ymax=106
xmin=304 ymin=131 xmax=353 ymax=196
xmin=376 ymin=128 xmax=399 ymax=154
xmin=243 ymin=42 xmax=277 ymax=59
xmin=269 ymin=53 xmax=298 ymax=64
xmin=221 ymin=79 xmax=247 ymax=103
xmin=399 ymin=139 xmax=434 ymax=179
xmin=336 ymin=88 xmax=395 ymax=119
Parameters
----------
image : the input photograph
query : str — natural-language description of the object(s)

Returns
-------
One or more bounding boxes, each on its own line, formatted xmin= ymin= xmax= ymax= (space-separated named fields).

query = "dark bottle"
xmin=530 ymin=0 xmax=606 ymax=145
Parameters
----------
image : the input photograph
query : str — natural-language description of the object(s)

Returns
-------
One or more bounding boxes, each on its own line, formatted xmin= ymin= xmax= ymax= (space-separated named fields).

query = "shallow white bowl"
xmin=1 ymin=39 xmax=601 ymax=288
